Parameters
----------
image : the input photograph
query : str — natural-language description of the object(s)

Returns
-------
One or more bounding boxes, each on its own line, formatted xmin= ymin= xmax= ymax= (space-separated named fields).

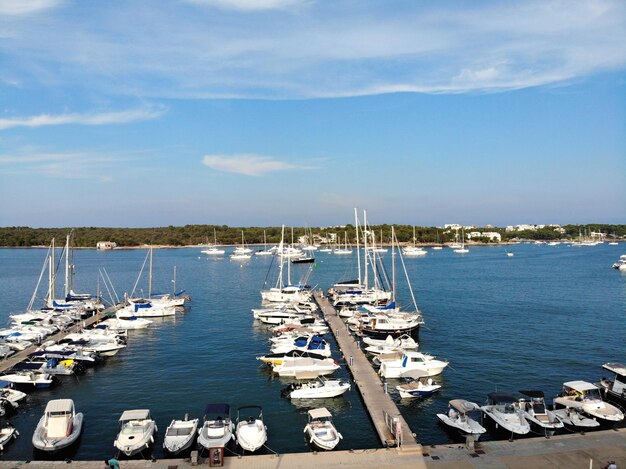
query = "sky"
xmin=0 ymin=0 xmax=624 ymax=228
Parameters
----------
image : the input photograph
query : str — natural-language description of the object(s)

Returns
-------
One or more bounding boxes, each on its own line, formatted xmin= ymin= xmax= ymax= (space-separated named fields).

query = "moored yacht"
xmin=197 ymin=403 xmax=235 ymax=451
xmin=378 ymin=351 xmax=448 ymax=379
xmin=303 ymin=407 xmax=342 ymax=451
xmin=436 ymin=399 xmax=486 ymax=440
xmin=480 ymin=392 xmax=530 ymax=437
xmin=554 ymin=381 xmax=624 ymax=424
xmin=32 ymin=399 xmax=83 ymax=452
xmin=599 ymin=362 xmax=626 ymax=403
xmin=113 ymin=409 xmax=157 ymax=457
xmin=235 ymin=405 xmax=267 ymax=453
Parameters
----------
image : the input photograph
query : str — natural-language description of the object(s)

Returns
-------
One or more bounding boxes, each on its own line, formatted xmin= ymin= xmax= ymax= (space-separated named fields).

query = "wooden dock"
xmin=313 ymin=291 xmax=420 ymax=450
xmin=0 ymin=304 xmax=122 ymax=375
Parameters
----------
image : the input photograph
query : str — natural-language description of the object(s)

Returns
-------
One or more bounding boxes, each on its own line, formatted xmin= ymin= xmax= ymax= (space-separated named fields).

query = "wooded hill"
xmin=0 ymin=224 xmax=624 ymax=247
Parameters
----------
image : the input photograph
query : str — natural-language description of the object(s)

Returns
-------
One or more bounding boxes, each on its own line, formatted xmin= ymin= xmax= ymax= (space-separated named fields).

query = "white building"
xmin=466 ymin=231 xmax=501 ymax=242
xmin=96 ymin=241 xmax=117 ymax=250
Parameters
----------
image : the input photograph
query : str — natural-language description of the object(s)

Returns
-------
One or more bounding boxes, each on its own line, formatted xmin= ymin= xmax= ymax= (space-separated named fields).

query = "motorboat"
xmin=403 ymin=246 xmax=427 ymax=257
xmin=436 ymin=400 xmax=486 ymax=440
xmin=0 ymin=381 xmax=26 ymax=415
xmin=480 ymin=392 xmax=530 ymax=437
xmin=396 ymin=377 xmax=441 ymax=398
xmin=163 ymin=414 xmax=198 ymax=455
xmin=378 ymin=351 xmax=448 ymax=379
xmin=552 ymin=406 xmax=600 ymax=430
xmin=518 ymin=390 xmax=563 ymax=435
xmin=599 ymin=363 xmax=626 ymax=402
xmin=358 ymin=313 xmax=423 ymax=339
xmin=113 ymin=409 xmax=157 ymax=457
xmin=362 ymin=334 xmax=418 ymax=350
xmin=197 ymin=403 xmax=235 ymax=450
xmin=303 ymin=407 xmax=342 ymax=451
xmin=14 ymin=356 xmax=83 ymax=376
xmin=282 ymin=376 xmax=351 ymax=399
xmin=0 ymin=371 xmax=55 ymax=391
xmin=32 ymin=399 xmax=83 ymax=452
xmin=257 ymin=350 xmax=328 ymax=367
xmin=108 ymin=314 xmax=152 ymax=330
xmin=611 ymin=255 xmax=626 ymax=270
xmin=0 ymin=425 xmax=18 ymax=451
xmin=272 ymin=356 xmax=340 ymax=378
xmin=554 ymin=381 xmax=624 ymax=423
xmin=270 ymin=335 xmax=332 ymax=357
xmin=235 ymin=405 xmax=267 ymax=453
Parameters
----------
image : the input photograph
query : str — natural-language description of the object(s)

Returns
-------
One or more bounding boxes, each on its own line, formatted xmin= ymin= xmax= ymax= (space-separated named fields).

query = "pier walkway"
xmin=313 ymin=291 xmax=420 ymax=450
xmin=0 ymin=304 xmax=122 ymax=375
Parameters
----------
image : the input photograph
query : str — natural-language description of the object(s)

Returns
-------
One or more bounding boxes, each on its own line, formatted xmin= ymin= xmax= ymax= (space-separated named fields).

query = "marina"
xmin=0 ymin=241 xmax=624 ymax=463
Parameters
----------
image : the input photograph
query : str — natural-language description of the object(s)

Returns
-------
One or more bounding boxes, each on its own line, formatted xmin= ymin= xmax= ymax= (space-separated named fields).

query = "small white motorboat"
xmin=197 ymin=403 xmax=235 ymax=451
xmin=518 ymin=390 xmax=563 ymax=435
xmin=113 ymin=409 xmax=157 ymax=457
xmin=0 ymin=380 xmax=27 ymax=415
xmin=552 ymin=406 xmax=600 ymax=429
xmin=378 ymin=351 xmax=448 ymax=379
xmin=235 ymin=405 xmax=267 ymax=453
xmin=396 ymin=377 xmax=441 ymax=398
xmin=270 ymin=335 xmax=332 ymax=357
xmin=272 ymin=356 xmax=340 ymax=378
xmin=32 ymin=399 xmax=83 ymax=452
xmin=0 ymin=425 xmax=18 ymax=451
xmin=554 ymin=381 xmax=624 ymax=423
xmin=257 ymin=350 xmax=327 ymax=367
xmin=362 ymin=334 xmax=418 ymax=350
xmin=436 ymin=400 xmax=486 ymax=440
xmin=303 ymin=407 xmax=342 ymax=451
xmin=282 ymin=376 xmax=351 ymax=399
xmin=0 ymin=371 xmax=55 ymax=391
xmin=163 ymin=414 xmax=198 ymax=455
xmin=481 ymin=393 xmax=530 ymax=437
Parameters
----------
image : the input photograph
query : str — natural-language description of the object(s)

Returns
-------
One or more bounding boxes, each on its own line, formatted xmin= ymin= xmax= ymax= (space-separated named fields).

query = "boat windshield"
xmin=584 ymin=388 xmax=602 ymax=401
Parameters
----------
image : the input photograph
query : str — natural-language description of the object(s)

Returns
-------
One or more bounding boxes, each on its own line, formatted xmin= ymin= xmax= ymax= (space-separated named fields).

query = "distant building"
xmin=444 ymin=224 xmax=462 ymax=230
xmin=505 ymin=224 xmax=563 ymax=233
xmin=96 ymin=241 xmax=117 ymax=250
xmin=467 ymin=231 xmax=501 ymax=242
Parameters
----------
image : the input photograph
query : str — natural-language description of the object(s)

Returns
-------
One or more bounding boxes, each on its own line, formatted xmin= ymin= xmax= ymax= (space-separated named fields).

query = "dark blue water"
xmin=0 ymin=243 xmax=624 ymax=460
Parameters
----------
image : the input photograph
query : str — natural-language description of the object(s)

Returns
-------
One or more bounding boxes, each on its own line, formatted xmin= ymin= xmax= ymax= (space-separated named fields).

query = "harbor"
xmin=0 ymin=238 xmax=624 ymax=462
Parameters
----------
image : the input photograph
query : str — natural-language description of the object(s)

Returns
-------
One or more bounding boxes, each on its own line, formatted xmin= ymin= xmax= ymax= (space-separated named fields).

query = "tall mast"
xmin=277 ymin=225 xmax=285 ymax=288
xmin=363 ymin=210 xmax=369 ymax=289
xmin=354 ymin=208 xmax=362 ymax=287
xmin=64 ymin=233 xmax=70 ymax=298
xmin=391 ymin=226 xmax=396 ymax=303
xmin=50 ymin=237 xmax=56 ymax=303
xmin=148 ymin=245 xmax=153 ymax=298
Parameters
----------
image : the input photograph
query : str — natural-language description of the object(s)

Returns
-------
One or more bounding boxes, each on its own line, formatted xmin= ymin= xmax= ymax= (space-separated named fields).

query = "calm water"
xmin=0 ymin=243 xmax=624 ymax=460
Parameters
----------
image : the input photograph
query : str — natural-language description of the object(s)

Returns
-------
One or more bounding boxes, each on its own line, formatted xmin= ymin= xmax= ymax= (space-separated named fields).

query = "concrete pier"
xmin=312 ymin=291 xmax=420 ymax=449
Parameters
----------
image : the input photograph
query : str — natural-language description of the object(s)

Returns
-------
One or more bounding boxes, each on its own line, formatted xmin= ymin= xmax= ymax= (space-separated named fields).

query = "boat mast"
xmin=354 ymin=208 xmax=362 ymax=287
xmin=363 ymin=210 xmax=369 ymax=290
xmin=276 ymin=225 xmax=285 ymax=288
xmin=49 ymin=237 xmax=56 ymax=305
xmin=148 ymin=245 xmax=153 ymax=298
xmin=391 ymin=226 xmax=396 ymax=303
xmin=172 ymin=266 xmax=177 ymax=294
xmin=64 ymin=233 xmax=70 ymax=298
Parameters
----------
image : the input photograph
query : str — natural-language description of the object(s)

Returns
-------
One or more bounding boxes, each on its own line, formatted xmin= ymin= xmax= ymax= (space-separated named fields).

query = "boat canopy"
xmin=308 ymin=407 xmax=332 ymax=420
xmin=45 ymin=399 xmax=74 ymax=414
xmin=449 ymin=400 xmax=480 ymax=413
xmin=519 ymin=390 xmax=545 ymax=399
xmin=603 ymin=363 xmax=626 ymax=377
xmin=563 ymin=381 xmax=599 ymax=392
xmin=204 ymin=403 xmax=230 ymax=416
xmin=487 ymin=392 xmax=517 ymax=404
xmin=0 ymin=380 xmax=11 ymax=389
xmin=119 ymin=409 xmax=150 ymax=421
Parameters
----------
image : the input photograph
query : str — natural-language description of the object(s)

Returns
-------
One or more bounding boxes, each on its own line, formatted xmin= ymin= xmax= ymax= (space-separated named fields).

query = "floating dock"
xmin=313 ymin=291 xmax=420 ymax=449
xmin=0 ymin=304 xmax=121 ymax=374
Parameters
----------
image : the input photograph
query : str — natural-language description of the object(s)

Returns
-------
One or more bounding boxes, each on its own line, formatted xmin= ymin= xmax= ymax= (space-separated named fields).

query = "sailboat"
xmin=453 ymin=228 xmax=469 ymax=254
xmin=403 ymin=227 xmax=427 ymax=257
xmin=255 ymin=231 xmax=274 ymax=256
xmin=231 ymin=231 xmax=252 ymax=260
xmin=333 ymin=232 xmax=352 ymax=255
xmin=201 ymin=229 xmax=226 ymax=255
xmin=432 ymin=230 xmax=443 ymax=250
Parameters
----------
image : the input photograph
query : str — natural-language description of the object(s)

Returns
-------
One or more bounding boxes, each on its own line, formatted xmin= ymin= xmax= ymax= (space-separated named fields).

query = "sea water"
xmin=0 ymin=242 xmax=624 ymax=460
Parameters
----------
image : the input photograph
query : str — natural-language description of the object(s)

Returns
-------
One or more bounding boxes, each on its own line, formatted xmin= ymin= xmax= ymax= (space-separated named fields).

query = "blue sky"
xmin=0 ymin=0 xmax=624 ymax=228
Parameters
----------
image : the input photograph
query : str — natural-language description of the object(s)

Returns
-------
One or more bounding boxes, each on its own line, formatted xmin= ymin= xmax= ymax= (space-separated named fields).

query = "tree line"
xmin=0 ymin=224 xmax=623 ymax=247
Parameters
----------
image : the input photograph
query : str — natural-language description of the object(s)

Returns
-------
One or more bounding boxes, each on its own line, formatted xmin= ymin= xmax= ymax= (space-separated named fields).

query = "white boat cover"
xmin=308 ymin=408 xmax=332 ymax=420
xmin=120 ymin=409 xmax=150 ymax=421
xmin=45 ymin=399 xmax=73 ymax=414
xmin=449 ymin=399 xmax=480 ymax=413
xmin=603 ymin=363 xmax=626 ymax=377
xmin=563 ymin=381 xmax=599 ymax=391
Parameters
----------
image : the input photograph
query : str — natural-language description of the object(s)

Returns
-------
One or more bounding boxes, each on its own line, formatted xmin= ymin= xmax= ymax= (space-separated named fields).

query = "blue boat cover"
xmin=294 ymin=337 xmax=308 ymax=347
xmin=204 ymin=403 xmax=230 ymax=416
xmin=0 ymin=380 xmax=10 ymax=389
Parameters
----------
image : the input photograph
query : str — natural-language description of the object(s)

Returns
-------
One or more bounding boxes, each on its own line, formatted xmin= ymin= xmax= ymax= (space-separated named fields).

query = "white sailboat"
xmin=201 ymin=229 xmax=226 ymax=256
xmin=333 ymin=232 xmax=352 ymax=255
xmin=453 ymin=228 xmax=469 ymax=254
xmin=255 ymin=231 xmax=274 ymax=256
xmin=403 ymin=226 xmax=427 ymax=257
xmin=231 ymin=231 xmax=252 ymax=260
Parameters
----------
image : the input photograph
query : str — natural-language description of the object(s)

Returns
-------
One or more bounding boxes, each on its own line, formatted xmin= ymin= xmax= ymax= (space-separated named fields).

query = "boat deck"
xmin=0 ymin=305 xmax=122 ymax=374
xmin=313 ymin=291 xmax=420 ymax=449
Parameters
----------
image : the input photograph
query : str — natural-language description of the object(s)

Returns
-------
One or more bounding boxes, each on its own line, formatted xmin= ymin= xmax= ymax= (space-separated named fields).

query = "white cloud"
xmin=0 ymin=107 xmax=165 ymax=130
xmin=184 ymin=0 xmax=306 ymax=11
xmin=202 ymin=154 xmax=311 ymax=176
xmin=1 ymin=0 xmax=625 ymax=98
xmin=0 ymin=151 xmax=132 ymax=181
xmin=0 ymin=0 xmax=62 ymax=16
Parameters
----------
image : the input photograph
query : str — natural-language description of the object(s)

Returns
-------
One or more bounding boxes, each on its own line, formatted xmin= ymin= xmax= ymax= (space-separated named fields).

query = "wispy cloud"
xmin=202 ymin=154 xmax=312 ymax=176
xmin=184 ymin=0 xmax=306 ymax=11
xmin=0 ymin=107 xmax=165 ymax=130
xmin=0 ymin=0 xmax=62 ymax=16
xmin=1 ymin=1 xmax=625 ymax=98
xmin=0 ymin=151 xmax=132 ymax=181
